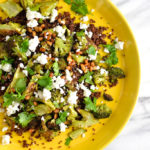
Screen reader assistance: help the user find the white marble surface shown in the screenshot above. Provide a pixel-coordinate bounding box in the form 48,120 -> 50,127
106,0 -> 150,149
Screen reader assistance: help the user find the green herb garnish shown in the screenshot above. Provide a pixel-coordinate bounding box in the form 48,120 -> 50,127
86,46 -> 96,56
65,137 -> 72,146
56,111 -> 68,125
18,112 -> 36,127
76,30 -> 85,37
20,38 -> 29,53
79,71 -> 93,84
64,0 -> 71,4
1,56 -> 14,65
84,97 -> 97,112
26,67 -> 35,76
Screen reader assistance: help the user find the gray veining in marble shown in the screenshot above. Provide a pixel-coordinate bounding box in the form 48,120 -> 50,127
106,0 -> 150,149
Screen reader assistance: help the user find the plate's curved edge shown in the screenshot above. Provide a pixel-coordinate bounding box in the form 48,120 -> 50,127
101,0 -> 141,149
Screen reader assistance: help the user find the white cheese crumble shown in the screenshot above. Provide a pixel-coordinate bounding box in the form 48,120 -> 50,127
115,38 -> 124,50
36,54 -> 48,65
1,86 -> 6,91
81,16 -> 89,22
60,97 -> 65,103
5,35 -> 10,41
22,70 -> 28,76
27,19 -> 38,28
50,9 -> 58,23
1,64 -> 12,72
59,122 -> 67,132
19,63 -> 25,68
77,68 -> 83,74
90,85 -> 97,90
85,31 -> 93,38
52,76 -> 65,89
100,60 -> 105,63
26,50 -> 32,57
29,36 -> 40,52
6,102 -> 21,116
26,7 -> 47,20
2,135 -> 10,145
43,88 -> 51,101
53,26 -> 66,41
41,116 -> 45,121
68,91 -> 78,105
80,83 -> 91,97
100,68 -> 108,75
65,69 -> 72,81
104,48 -> 109,53
89,51 -> 97,60
37,91 -> 44,99
2,127 -> 8,132
80,23 -> 89,30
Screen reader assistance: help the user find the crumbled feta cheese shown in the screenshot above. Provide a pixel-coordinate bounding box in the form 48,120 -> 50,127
2,135 -> 10,145
91,9 -> 95,13
60,88 -> 65,94
26,7 -> 47,20
36,54 -> 48,65
81,16 -> 89,22
29,36 -> 40,52
43,88 -> 51,101
37,91 -> 44,99
1,64 -> 12,72
89,51 -> 97,60
104,48 -> 109,53
55,58 -> 59,61
90,85 -> 96,90
100,68 -> 108,75
95,66 -> 100,70
41,116 -> 45,121
27,19 -> 38,28
52,76 -> 65,89
60,97 -> 65,103
6,102 -> 21,116
5,35 -> 10,41
65,69 -> 72,81
85,31 -> 93,38
50,9 -> 58,23
53,26 -> 66,41
68,91 -> 78,105
100,60 -> 105,63
82,133 -> 85,138
77,68 -> 83,74
34,92 -> 38,98
23,70 -> 28,76
19,63 -> 24,69
61,20 -> 65,24
59,122 -> 67,132
14,125 -> 18,129
2,127 -> 8,132
1,86 -> 5,91
0,108 -> 4,113
80,83 -> 91,97
115,38 -> 124,50
80,23 -> 89,30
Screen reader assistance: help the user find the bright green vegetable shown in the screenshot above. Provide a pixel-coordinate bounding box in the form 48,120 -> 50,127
15,78 -> 26,93
26,67 -> 35,76
18,112 -> 36,127
64,0 -> 71,4
93,104 -> 112,119
0,70 -> 2,79
54,37 -> 73,57
34,104 -> 52,116
53,61 -> 60,76
79,71 -> 93,84
65,137 -> 72,146
84,97 -> 97,112
72,109 -> 99,128
20,0 -> 34,9
86,46 -> 96,56
72,54 -> 86,64
69,128 -> 86,139
1,56 -> 14,65
56,111 -> 68,125
58,58 -> 67,70
0,0 -> 23,18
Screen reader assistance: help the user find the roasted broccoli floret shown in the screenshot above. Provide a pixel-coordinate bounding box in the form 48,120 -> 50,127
93,104 -> 112,119
58,58 -> 67,70
69,128 -> 86,139
108,67 -> 125,84
54,37 -> 73,57
0,0 -> 23,18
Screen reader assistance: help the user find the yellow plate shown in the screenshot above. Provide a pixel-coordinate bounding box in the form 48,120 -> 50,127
0,0 -> 140,149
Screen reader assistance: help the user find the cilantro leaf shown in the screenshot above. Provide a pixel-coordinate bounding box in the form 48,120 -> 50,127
64,0 -> 71,4
104,44 -> 118,66
79,71 -> 94,84
18,112 -> 36,127
15,78 -> 26,93
37,76 -> 52,90
56,111 -> 68,125
65,137 -> 72,146
20,38 -> 29,53
84,97 -> 97,112
76,30 -> 85,37
86,46 -> 96,56
71,0 -> 88,16
53,61 -> 60,76
3,93 -> 25,107
26,67 -> 35,76
1,56 -> 14,65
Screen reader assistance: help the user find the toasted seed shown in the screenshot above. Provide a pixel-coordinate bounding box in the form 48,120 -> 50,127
40,47 -> 46,52
41,24 -> 45,29
39,37 -> 43,41
32,31 -> 36,37
27,27 -> 32,33
47,41 -> 52,46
